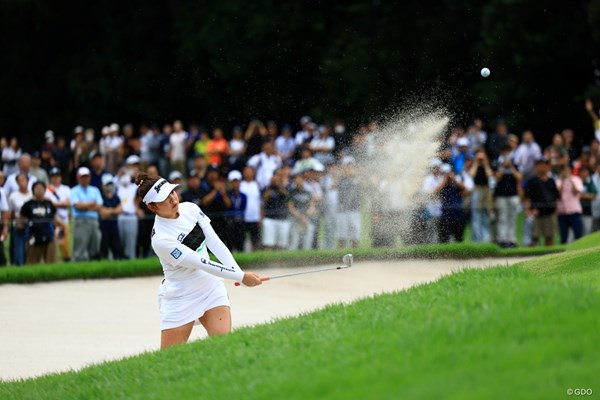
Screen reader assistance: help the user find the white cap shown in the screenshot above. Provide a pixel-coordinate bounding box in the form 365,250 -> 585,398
101,173 -> 114,186
77,166 -> 91,176
142,178 -> 179,205
228,170 -> 242,181
168,170 -> 183,181
430,158 -> 443,168
341,155 -> 356,165
300,115 -> 312,125
125,155 -> 141,165
456,137 -> 469,147
109,123 -> 120,132
101,126 -> 110,135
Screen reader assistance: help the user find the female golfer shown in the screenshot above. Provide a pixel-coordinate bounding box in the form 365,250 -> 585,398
135,172 -> 262,349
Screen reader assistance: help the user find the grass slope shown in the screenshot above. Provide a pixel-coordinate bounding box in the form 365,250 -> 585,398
0,243 -> 563,284
1,245 -> 596,399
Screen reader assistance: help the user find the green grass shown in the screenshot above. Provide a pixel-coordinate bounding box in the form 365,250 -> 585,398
0,243 -> 563,284
0,236 -> 596,399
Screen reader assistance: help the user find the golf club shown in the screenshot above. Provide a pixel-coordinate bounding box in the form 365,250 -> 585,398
234,253 -> 353,286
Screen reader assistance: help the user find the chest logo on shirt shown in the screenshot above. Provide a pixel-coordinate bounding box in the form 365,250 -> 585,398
170,248 -> 182,259
177,233 -> 185,242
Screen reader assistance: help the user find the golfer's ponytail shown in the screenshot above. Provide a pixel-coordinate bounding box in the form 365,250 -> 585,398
135,172 -> 161,201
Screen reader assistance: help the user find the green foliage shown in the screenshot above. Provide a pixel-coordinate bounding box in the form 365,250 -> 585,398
1,1 -> 599,143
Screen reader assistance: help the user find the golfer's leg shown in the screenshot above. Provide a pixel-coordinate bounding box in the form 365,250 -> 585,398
161,320 -> 195,349
199,306 -> 232,336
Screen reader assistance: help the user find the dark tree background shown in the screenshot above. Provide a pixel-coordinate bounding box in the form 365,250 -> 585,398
1,0 -> 600,150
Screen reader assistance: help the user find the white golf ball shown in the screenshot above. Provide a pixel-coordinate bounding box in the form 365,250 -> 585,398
481,67 -> 490,78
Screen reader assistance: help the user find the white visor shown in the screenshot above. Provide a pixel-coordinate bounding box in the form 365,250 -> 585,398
142,178 -> 179,205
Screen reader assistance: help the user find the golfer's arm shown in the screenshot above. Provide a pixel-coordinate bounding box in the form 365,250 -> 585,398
202,223 -> 244,279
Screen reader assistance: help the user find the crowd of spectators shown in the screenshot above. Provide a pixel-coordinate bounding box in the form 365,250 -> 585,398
1,100 -> 600,266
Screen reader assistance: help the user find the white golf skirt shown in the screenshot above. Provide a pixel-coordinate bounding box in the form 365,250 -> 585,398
158,275 -> 230,330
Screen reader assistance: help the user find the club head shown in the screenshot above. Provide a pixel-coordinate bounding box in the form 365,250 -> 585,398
342,253 -> 353,268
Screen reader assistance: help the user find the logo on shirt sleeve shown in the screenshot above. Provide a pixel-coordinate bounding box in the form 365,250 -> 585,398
170,248 -> 183,259
177,233 -> 185,242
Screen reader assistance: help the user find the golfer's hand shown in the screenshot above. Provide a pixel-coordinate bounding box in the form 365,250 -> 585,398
242,272 -> 263,287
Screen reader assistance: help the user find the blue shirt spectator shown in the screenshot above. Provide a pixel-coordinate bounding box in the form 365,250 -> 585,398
71,169 -> 103,219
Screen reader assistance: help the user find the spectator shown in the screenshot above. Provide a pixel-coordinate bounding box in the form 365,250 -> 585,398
295,116 -> 314,148
561,129 -> 578,166
573,145 -> 594,177
261,168 -> 290,250
524,159 -> 560,247
486,119 -> 510,167
168,170 -> 185,199
120,123 -> 139,159
104,123 -> 123,174
99,174 -> 124,260
70,126 -> 85,169
158,123 -> 172,177
181,171 -> 202,206
193,127 -> 211,163
190,153 -> 207,181
30,152 -> 49,185
4,154 -> 37,197
310,125 -> 336,166
422,159 -> 444,243
332,119 -> 351,158
140,124 -> 161,169
207,127 -> 228,166
185,123 -> 202,173
288,172 -> 316,250
169,120 -> 187,175
199,165 -> 231,234
556,165 -> 583,244
227,126 -> 247,172
544,133 -> 569,176
45,168 -> 72,262
585,99 -> 600,142
115,173 -> 139,259
302,164 -> 325,249
266,120 -> 279,141
51,136 -> 72,185
468,148 -> 494,243
247,140 -> 282,189
225,170 -> 247,252
79,128 -> 98,167
292,146 -> 323,176
239,165 -> 262,251
322,163 -> 339,250
436,164 -> 472,243
335,158 -> 361,249
579,167 -> 597,236
2,137 -> 21,176
21,181 -> 64,265
8,173 -> 32,265
245,119 -> 268,158
88,151 -> 108,189
513,130 -> 542,180
464,119 -> 487,151
450,137 -> 473,175
274,124 -> 297,167
0,183 -> 9,266
71,167 -> 103,261
494,145 -> 522,248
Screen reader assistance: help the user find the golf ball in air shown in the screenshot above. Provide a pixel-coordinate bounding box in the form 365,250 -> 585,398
481,68 -> 490,77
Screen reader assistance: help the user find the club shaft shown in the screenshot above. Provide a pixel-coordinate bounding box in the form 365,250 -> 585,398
267,265 -> 349,280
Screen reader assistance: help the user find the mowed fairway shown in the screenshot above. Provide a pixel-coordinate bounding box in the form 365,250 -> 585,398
1,248 -> 599,399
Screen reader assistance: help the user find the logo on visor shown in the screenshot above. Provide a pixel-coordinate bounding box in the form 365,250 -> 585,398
170,248 -> 182,259
155,180 -> 167,193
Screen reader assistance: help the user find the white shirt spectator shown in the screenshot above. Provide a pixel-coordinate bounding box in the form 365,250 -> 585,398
8,190 -> 32,218
45,183 -> 71,223
422,173 -> 444,217
247,153 -> 282,189
2,147 -> 21,176
240,179 -> 261,223
170,131 -> 187,162
295,130 -> 312,146
0,187 -> 9,213
116,176 -> 138,215
4,173 -> 37,198
513,142 -> 542,177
